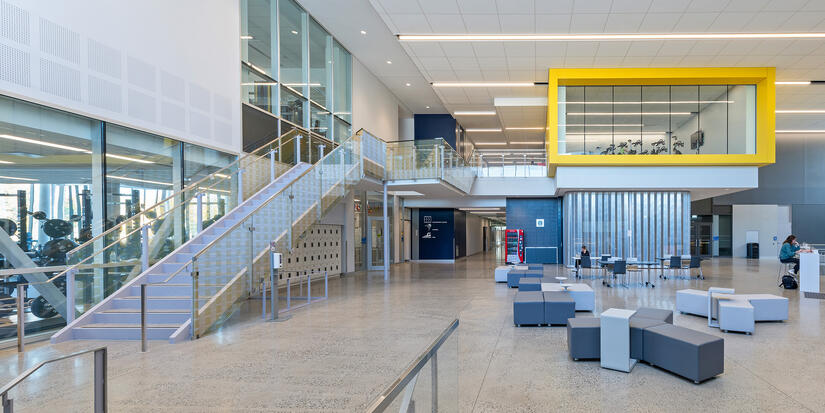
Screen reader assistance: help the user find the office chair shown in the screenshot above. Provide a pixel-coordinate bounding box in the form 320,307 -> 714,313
688,256 -> 703,279
579,255 -> 595,279
605,260 -> 626,287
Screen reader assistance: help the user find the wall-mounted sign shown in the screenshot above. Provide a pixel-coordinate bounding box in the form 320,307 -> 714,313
536,218 -> 544,228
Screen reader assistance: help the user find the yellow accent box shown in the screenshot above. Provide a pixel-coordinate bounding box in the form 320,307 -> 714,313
545,67 -> 775,177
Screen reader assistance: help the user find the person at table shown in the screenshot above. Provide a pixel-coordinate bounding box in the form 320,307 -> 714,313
580,245 -> 590,257
779,235 -> 802,274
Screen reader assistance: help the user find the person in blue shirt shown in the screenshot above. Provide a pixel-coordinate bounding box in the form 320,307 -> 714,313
779,235 -> 801,274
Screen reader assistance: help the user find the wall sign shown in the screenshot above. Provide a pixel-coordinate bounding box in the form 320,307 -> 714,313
536,218 -> 544,228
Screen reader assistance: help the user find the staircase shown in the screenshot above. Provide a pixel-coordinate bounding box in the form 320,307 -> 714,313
51,129 -> 390,343
52,163 -> 312,342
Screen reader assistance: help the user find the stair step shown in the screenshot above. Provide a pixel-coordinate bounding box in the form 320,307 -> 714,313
80,323 -> 180,329
101,308 -> 189,313
74,324 -> 179,340
94,307 -> 191,324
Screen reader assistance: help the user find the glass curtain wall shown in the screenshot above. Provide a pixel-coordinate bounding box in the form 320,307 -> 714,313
558,85 -> 756,155
0,93 -> 236,338
240,0 -> 352,143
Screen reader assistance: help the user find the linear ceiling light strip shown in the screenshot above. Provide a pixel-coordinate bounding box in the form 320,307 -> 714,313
400,33 -> 825,42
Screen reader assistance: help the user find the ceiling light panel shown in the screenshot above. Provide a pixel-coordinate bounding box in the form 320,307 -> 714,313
465,128 -> 502,132
399,33 -> 825,42
434,82 -> 536,87
454,111 -> 496,116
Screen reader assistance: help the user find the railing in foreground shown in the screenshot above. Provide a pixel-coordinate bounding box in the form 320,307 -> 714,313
0,346 -> 107,412
366,319 -> 459,413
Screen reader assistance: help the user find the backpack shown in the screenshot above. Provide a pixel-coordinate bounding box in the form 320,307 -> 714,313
781,275 -> 798,290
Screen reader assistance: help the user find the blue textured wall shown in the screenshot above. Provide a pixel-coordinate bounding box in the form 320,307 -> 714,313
419,208 -> 455,260
506,198 -> 563,263
414,114 -> 457,149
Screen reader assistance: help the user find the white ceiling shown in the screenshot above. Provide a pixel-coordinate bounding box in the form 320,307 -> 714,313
362,0 -> 825,148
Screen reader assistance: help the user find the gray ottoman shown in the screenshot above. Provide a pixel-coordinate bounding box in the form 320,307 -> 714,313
543,292 -> 575,325
567,317 -> 600,360
527,264 -> 544,272
633,307 -> 674,324
629,317 -> 666,361
507,269 -> 543,288
643,324 -> 724,383
514,291 -> 545,326
518,278 -> 542,292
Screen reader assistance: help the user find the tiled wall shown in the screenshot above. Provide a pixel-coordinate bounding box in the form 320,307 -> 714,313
506,198 -> 563,263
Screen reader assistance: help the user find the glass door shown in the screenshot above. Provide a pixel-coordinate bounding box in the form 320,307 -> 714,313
367,217 -> 384,270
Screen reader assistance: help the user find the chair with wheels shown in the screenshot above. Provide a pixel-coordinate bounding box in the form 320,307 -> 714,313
579,255 -> 597,279
661,256 -> 684,280
605,260 -> 626,287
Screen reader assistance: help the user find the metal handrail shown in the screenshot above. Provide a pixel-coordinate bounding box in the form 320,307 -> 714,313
67,128 -> 303,255
0,346 -> 107,412
365,318 -> 459,413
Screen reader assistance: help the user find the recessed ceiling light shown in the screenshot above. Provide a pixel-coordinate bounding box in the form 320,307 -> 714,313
399,32 -> 825,42
0,160 -> 13,164
291,30 -> 298,35
386,60 -> 392,64
566,112 -> 691,116
454,111 -> 496,116
466,128 -> 502,132
240,35 -> 253,40
776,130 -> 825,133
360,30 -> 367,35
506,127 -> 545,130
405,82 -> 411,87
510,141 -> 543,144
0,175 -> 36,182
433,82 -> 535,87
240,82 -> 278,86
106,154 -> 155,164
0,134 -> 91,153
425,106 -> 430,109
775,110 -> 825,114
775,81 -> 811,85
107,175 -> 173,186
474,142 -> 507,146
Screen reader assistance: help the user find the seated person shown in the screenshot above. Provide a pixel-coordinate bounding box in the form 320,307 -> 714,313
576,245 -> 590,269
779,235 -> 802,274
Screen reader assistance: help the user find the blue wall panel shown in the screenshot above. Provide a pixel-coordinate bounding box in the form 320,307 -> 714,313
419,208 -> 455,260
414,114 -> 457,150
505,198 -> 563,263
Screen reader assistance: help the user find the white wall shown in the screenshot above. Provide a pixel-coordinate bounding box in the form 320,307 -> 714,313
732,204 -> 791,259
0,0 -> 241,153
466,214 -> 483,257
398,105 -> 414,141
352,57 -> 403,141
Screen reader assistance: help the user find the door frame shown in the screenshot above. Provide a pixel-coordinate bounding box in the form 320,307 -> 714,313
367,216 -> 385,271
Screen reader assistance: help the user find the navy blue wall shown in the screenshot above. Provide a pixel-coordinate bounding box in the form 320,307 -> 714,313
419,208 -> 455,260
505,198 -> 563,263
414,114 -> 457,150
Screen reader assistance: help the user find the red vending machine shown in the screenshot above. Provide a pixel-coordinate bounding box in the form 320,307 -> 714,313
505,229 -> 524,264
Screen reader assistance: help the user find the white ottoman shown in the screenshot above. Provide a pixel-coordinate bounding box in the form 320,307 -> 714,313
719,299 -> 755,334
676,289 -> 709,317
494,266 -> 510,283
542,283 -> 595,311
741,294 -> 789,321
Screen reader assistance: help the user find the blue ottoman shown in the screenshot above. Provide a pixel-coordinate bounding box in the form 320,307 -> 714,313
514,291 -> 545,326
507,269 -> 542,288
527,264 -> 544,272
518,278 -> 542,291
543,291 -> 575,325
567,316 -> 600,360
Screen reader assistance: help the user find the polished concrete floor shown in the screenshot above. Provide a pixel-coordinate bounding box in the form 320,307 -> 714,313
0,252 -> 823,412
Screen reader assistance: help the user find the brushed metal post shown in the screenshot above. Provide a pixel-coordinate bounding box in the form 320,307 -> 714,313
16,284 -> 24,353
66,268 -> 75,323
93,347 -> 107,413
140,224 -> 149,273
140,284 -> 147,352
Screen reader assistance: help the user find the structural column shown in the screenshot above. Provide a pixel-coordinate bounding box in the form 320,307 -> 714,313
383,181 -> 389,280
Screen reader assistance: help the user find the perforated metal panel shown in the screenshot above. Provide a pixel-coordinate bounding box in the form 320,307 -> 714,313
189,83 -> 211,112
189,110 -> 212,139
0,42 -> 30,86
160,70 -> 184,102
127,55 -> 155,91
39,17 -> 81,64
88,75 -> 121,112
87,39 -> 121,79
213,94 -> 231,120
39,58 -> 81,101
1,1 -> 29,45
161,100 -> 185,130
282,224 -> 343,278
127,88 -> 155,122
213,119 -> 231,142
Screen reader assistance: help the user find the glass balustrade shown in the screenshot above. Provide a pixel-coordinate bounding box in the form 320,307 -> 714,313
190,131 -> 364,337
385,138 -> 479,192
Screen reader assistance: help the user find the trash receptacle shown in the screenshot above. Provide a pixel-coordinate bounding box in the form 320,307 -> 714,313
746,242 -> 759,259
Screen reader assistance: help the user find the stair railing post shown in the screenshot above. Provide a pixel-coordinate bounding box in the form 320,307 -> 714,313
288,194 -> 294,252
16,284 -> 24,353
237,167 -> 245,205
431,352 -> 438,412
190,258 -> 198,340
93,347 -> 108,413
270,148 -> 276,181
295,135 -> 302,163
317,144 -> 325,219
66,268 -> 75,323
195,192 -> 203,234
261,280 -> 266,319
286,277 -> 291,310
140,224 -> 150,273
140,284 -> 147,352
324,271 -> 328,299
307,272 -> 312,304
440,144 -> 445,180
248,219 -> 255,297
2,392 -> 12,413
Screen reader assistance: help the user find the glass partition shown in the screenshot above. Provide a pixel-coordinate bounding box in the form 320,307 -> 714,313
279,0 -> 306,92
309,17 -> 331,107
333,40 -> 352,124
240,0 -> 275,78
558,85 -> 756,155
